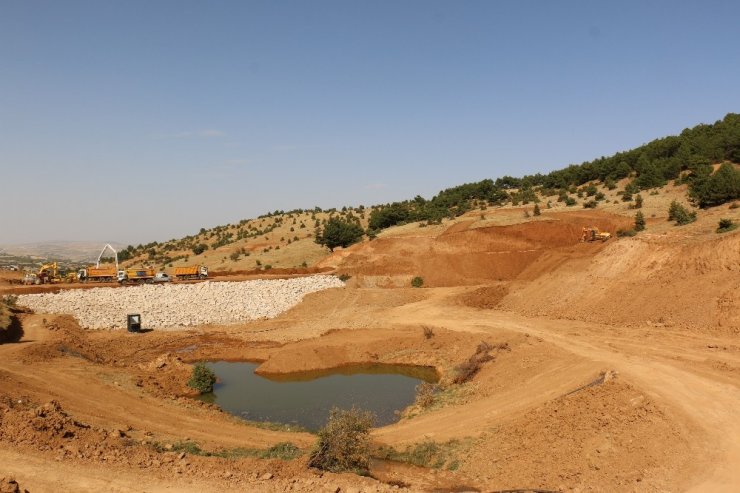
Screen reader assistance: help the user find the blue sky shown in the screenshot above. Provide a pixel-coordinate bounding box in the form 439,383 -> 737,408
1,0 -> 739,244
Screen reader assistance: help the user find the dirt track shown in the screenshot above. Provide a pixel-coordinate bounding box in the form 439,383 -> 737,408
1,207 -> 738,492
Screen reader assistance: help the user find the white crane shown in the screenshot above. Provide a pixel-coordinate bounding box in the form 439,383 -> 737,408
96,244 -> 119,271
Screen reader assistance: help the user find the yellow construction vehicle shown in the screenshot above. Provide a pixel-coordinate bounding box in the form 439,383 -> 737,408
37,262 -> 63,284
581,226 -> 611,242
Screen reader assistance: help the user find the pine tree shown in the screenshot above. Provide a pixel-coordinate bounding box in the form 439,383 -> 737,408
634,211 -> 646,231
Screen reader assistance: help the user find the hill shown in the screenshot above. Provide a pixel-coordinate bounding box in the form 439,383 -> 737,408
119,113 -> 739,273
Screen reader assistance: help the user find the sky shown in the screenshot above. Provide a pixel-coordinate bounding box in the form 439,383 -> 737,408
1,0 -> 739,245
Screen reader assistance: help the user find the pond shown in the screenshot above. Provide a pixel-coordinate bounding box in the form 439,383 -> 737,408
197,361 -> 438,432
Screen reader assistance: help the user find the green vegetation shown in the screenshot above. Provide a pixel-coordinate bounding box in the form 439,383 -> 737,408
187,363 -> 217,394
152,440 -> 301,460
634,211 -> 646,231
308,407 -> 375,474
117,114 -> 739,264
191,243 -> 209,255
533,203 -> 541,216
717,218 -> 737,233
315,216 -> 365,252
668,200 -> 697,225
634,194 -> 643,209
689,162 -> 740,207
411,276 -> 424,288
376,439 -> 472,470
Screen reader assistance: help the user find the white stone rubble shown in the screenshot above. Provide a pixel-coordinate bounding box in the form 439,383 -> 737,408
17,276 -> 344,330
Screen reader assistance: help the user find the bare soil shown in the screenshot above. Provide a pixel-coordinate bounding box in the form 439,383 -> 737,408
1,200 -> 739,492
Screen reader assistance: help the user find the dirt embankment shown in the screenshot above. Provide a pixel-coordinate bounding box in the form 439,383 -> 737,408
320,211 -> 631,287
501,229 -> 740,332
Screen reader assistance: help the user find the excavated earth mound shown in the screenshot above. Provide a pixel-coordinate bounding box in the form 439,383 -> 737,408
321,211 -> 632,287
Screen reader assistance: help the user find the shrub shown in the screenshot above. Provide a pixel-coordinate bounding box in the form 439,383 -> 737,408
634,211 -> 646,231
451,342 -> 495,384
533,204 -> 541,216
191,243 -> 209,255
188,363 -> 216,394
414,382 -> 438,409
411,276 -> 424,288
668,200 -> 697,225
634,194 -> 643,209
308,407 -> 375,474
564,196 -> 577,206
229,252 -> 240,261
338,273 -> 351,282
730,202 -> 739,209
617,229 -> 637,237
583,199 -> 597,209
422,325 -> 434,339
717,218 -> 737,233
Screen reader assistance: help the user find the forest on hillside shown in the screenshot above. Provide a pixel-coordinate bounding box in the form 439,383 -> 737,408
368,113 -> 740,231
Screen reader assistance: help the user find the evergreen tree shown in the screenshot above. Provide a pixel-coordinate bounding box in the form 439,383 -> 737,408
634,194 -> 643,209
689,162 -> 740,207
634,211 -> 646,231
315,217 -> 365,252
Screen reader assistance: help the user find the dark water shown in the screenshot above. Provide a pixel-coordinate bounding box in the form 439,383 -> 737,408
198,362 -> 437,432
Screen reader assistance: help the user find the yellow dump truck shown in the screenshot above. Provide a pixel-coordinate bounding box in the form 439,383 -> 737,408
174,265 -> 209,280
78,266 -> 118,282
118,268 -> 156,284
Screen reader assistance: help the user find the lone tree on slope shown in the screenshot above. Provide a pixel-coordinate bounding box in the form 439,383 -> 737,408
315,217 -> 365,252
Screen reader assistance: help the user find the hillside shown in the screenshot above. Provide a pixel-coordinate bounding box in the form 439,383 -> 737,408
118,114 -> 739,275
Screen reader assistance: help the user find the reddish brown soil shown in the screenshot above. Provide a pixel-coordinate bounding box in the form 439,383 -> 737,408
2,207 -> 739,492
319,211 -> 632,287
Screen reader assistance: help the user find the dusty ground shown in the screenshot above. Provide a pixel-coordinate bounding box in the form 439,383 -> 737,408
1,199 -> 738,492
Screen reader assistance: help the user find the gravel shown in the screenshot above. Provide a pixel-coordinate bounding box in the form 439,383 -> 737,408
17,275 -> 345,330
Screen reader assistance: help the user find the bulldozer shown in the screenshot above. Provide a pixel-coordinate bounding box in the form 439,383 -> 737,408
581,226 -> 611,242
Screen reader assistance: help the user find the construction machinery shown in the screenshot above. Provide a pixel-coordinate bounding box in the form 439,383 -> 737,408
174,265 -> 208,281
22,273 -> 39,285
581,226 -> 611,242
118,268 -> 155,284
37,262 -> 62,284
78,244 -> 119,282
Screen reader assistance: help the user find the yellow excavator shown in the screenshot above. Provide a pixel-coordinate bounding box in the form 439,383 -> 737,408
581,226 -> 611,242
36,262 -> 63,284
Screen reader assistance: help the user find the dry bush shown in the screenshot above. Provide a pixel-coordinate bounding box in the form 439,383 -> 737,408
451,341 -> 497,384
422,325 -> 434,339
308,407 -> 375,474
414,382 -> 438,408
